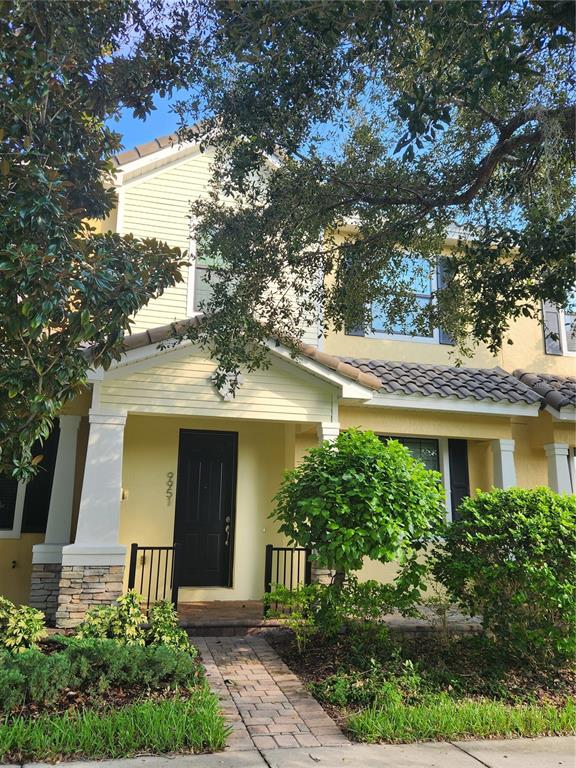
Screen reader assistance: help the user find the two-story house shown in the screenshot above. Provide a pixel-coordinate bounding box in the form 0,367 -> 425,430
1,133 -> 574,626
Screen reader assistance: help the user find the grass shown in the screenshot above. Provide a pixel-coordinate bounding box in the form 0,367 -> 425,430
0,685 -> 229,763
348,695 -> 576,743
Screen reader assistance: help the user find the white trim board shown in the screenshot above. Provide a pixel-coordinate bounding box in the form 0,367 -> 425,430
368,391 -> 540,418
545,404 -> 576,422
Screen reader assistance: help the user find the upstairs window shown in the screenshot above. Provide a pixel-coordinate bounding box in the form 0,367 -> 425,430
371,257 -> 436,341
191,227 -> 224,313
543,291 -> 576,356
347,256 -> 453,344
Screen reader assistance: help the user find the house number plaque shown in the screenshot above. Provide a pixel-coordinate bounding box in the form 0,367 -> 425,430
166,471 -> 174,506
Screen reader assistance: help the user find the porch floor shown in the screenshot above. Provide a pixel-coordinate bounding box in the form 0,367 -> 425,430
177,600 -> 481,636
178,600 -> 272,633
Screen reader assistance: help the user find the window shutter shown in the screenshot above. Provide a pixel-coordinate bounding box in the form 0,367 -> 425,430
436,257 -> 454,345
542,301 -> 562,355
0,475 -> 18,530
21,421 -> 60,533
448,439 -> 470,520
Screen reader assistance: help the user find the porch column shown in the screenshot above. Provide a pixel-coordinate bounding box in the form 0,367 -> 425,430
317,421 -> 340,443
544,443 -> 572,494
492,438 -> 517,489
311,421 -> 340,585
30,415 -> 81,622
56,410 -> 127,628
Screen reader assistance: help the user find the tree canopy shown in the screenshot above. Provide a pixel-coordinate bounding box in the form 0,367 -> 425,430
178,0 -> 575,377
0,0 -> 203,477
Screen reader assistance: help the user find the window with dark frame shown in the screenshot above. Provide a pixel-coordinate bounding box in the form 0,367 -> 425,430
0,421 -> 60,534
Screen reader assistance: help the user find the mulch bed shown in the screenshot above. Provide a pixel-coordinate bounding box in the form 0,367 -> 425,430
267,629 -> 576,709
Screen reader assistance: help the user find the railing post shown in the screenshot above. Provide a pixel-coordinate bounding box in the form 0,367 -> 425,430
304,548 -> 312,585
127,543 -> 138,590
264,544 -> 273,594
171,543 -> 182,607
263,544 -> 274,618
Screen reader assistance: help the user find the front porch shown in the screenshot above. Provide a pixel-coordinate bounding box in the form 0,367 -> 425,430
28,334 -> 368,627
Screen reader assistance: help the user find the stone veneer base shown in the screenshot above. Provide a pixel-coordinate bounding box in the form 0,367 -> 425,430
55,564 -> 124,628
311,562 -> 334,586
29,563 -> 63,625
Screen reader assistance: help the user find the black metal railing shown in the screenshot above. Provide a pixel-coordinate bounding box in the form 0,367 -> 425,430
127,543 -> 182,611
264,545 -> 312,616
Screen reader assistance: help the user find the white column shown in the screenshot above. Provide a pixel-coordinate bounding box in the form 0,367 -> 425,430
61,410 -> 127,566
492,438 -> 517,489
544,443 -> 572,494
317,422 -> 340,442
32,415 -> 81,564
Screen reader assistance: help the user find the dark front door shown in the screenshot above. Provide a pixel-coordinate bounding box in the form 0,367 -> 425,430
174,430 -> 238,587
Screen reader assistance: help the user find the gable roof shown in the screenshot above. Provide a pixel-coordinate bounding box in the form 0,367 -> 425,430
111,133 -> 180,167
341,358 -> 542,406
119,318 -> 382,391
513,370 -> 576,411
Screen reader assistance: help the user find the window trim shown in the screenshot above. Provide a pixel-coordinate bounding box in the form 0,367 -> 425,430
0,482 -> 26,539
365,260 -> 440,343
379,433 -> 454,520
559,308 -> 576,357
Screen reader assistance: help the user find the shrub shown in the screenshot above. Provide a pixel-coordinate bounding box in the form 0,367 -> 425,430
272,429 -> 446,587
0,638 -> 202,714
76,590 -> 146,645
266,576 -> 403,653
433,487 -> 576,662
0,597 -> 46,653
147,601 -> 192,653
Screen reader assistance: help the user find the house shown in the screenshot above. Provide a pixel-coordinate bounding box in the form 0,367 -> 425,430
0,134 -> 574,626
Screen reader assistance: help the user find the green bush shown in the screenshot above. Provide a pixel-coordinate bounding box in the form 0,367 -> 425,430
147,601 -> 191,653
0,597 -> 46,653
0,639 -> 201,714
76,591 -> 146,645
272,429 -> 446,585
266,576 -> 402,653
433,487 -> 576,662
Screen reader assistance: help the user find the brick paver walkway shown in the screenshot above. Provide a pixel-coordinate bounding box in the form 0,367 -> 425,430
194,636 -> 350,752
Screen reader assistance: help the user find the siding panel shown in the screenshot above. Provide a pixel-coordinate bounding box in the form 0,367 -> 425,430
101,347 -> 334,423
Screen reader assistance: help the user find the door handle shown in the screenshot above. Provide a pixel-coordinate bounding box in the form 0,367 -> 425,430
224,516 -> 231,546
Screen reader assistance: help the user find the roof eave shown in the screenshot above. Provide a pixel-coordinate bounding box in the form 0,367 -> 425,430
368,391 -> 540,418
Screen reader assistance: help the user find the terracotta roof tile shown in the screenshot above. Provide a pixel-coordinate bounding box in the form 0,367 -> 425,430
117,318 -> 382,390
513,370 -> 576,411
112,133 -> 179,167
341,358 -> 542,406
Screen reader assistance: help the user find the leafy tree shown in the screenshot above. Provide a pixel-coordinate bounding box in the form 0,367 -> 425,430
0,0 -> 204,477
178,0 -> 575,377
271,429 -> 446,588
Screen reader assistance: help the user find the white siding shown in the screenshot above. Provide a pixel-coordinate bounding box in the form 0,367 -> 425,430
101,345 -> 335,423
121,149 -> 214,332
120,146 -> 320,344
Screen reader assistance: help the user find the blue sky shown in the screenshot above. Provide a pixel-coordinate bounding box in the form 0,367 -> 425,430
108,93 -> 183,150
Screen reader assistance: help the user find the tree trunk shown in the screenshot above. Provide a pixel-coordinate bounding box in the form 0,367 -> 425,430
332,569 -> 346,589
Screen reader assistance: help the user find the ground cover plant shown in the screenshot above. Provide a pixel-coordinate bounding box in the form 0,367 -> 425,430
269,626 -> 576,744
0,594 -> 228,762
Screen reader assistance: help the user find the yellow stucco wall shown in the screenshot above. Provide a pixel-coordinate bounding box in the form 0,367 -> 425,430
339,406 -> 513,441
119,414 -> 293,602
0,534 -> 44,605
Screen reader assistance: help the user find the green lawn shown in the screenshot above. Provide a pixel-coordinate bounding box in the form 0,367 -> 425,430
0,686 -> 228,763
348,695 -> 576,743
